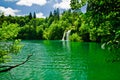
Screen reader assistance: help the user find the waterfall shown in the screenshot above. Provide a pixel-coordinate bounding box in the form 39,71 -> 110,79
62,31 -> 66,41
62,30 -> 71,41
101,43 -> 106,49
66,30 -> 71,41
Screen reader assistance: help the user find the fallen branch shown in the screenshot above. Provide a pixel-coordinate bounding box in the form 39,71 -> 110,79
0,54 -> 32,73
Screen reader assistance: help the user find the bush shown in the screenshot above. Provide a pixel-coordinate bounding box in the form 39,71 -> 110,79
69,33 -> 82,42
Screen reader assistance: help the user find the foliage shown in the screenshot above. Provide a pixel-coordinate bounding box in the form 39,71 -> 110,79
0,21 -> 19,40
69,33 -> 82,42
70,0 -> 87,10
43,22 -> 64,40
0,2 -> 119,43
70,0 -> 120,62
79,18 -> 90,41
36,26 -> 44,39
0,21 -> 22,64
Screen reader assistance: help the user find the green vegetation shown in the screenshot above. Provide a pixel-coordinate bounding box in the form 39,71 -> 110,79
70,0 -> 120,62
1,1 -> 119,43
0,21 -> 22,63
69,33 -> 82,42
0,0 -> 120,69
0,8 -> 82,40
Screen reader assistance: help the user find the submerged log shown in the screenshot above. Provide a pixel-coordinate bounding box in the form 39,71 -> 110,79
0,54 -> 32,73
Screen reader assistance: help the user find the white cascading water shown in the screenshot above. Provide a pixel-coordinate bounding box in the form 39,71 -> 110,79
66,30 -> 71,41
62,30 -> 71,41
62,31 -> 66,41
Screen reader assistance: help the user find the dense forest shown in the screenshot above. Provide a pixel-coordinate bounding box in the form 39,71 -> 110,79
0,1 -> 119,42
0,0 -> 120,72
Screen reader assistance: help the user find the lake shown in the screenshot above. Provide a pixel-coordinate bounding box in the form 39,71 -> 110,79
0,40 -> 120,80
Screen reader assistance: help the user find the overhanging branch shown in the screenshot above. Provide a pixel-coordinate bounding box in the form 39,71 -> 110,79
0,54 -> 32,73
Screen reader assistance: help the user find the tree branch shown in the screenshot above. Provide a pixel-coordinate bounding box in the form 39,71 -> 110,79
0,54 -> 32,73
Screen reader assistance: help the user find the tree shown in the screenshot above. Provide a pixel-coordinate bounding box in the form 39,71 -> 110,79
0,12 -> 5,27
0,12 -> 5,18
0,21 -> 21,63
53,8 -> 60,21
33,12 -> 36,18
43,22 -> 64,40
56,8 -> 60,20
70,0 -> 87,10
0,21 -> 32,73
29,12 -> 32,20
48,12 -> 54,26
49,11 -> 53,18
70,0 -> 120,62
69,33 -> 82,41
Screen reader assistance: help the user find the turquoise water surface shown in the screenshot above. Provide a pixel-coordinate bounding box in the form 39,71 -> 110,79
0,40 -> 120,80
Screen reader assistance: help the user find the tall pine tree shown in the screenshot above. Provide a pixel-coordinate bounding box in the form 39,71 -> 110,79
33,12 -> 36,18
29,12 -> 32,20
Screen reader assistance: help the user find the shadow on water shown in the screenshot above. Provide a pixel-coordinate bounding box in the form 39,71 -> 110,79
0,40 -> 120,80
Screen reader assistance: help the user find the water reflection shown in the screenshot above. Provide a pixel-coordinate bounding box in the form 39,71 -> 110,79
0,40 -> 88,80
47,41 -> 88,80
62,41 -> 71,52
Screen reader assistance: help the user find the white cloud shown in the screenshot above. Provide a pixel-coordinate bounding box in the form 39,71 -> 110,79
16,0 -> 47,6
36,12 -> 45,18
0,6 -> 20,16
16,13 -> 46,18
53,0 -> 71,10
4,0 -> 17,2
17,14 -> 26,17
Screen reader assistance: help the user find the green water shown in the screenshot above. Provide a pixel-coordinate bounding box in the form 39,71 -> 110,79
0,40 -> 120,80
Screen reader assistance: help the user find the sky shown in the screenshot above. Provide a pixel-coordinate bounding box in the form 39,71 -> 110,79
0,0 -> 87,18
